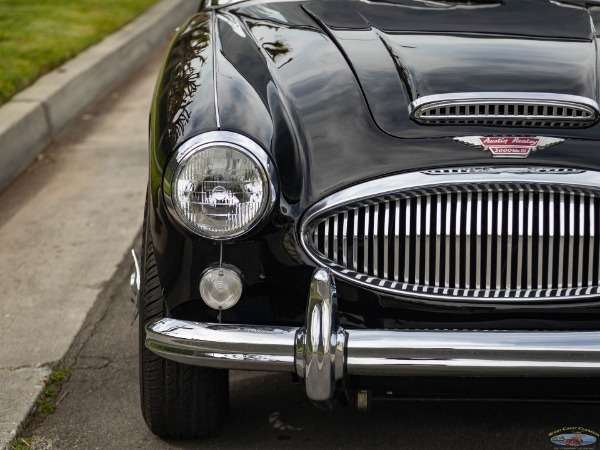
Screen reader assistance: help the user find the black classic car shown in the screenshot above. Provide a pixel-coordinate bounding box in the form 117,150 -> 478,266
130,0 -> 600,438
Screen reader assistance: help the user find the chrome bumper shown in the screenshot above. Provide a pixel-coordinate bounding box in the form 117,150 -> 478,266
145,268 -> 600,402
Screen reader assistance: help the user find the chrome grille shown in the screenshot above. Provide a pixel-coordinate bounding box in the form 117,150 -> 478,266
409,93 -> 599,128
304,179 -> 600,301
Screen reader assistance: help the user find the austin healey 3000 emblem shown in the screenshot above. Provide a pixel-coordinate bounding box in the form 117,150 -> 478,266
454,136 -> 564,158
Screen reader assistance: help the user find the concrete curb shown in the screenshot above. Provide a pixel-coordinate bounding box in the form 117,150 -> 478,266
0,0 -> 199,193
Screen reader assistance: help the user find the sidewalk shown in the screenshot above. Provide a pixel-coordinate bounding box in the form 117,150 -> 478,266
0,1 -> 198,447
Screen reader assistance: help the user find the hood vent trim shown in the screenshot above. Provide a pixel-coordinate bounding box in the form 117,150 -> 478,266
409,93 -> 599,128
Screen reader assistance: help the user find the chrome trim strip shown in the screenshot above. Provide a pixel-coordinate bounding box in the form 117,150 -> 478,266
211,13 -> 221,129
409,92 -> 599,125
410,92 -> 600,113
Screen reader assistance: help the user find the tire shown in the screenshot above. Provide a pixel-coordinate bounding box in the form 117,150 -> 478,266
139,206 -> 229,438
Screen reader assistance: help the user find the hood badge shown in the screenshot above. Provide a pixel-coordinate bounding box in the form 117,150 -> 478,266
454,136 -> 564,158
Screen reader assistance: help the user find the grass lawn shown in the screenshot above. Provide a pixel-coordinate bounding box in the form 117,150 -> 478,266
0,0 -> 161,105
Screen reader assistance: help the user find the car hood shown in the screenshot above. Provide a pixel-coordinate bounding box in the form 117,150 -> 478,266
304,0 -> 598,139
210,0 -> 600,210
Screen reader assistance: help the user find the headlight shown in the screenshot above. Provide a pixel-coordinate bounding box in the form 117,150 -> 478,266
164,132 -> 276,239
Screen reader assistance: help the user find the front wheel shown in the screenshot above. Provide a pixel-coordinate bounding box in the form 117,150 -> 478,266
138,213 -> 228,438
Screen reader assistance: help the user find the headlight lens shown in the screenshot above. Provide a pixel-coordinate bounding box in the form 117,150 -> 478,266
167,133 -> 273,239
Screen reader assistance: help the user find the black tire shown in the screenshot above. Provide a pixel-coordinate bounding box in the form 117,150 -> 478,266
139,207 -> 229,438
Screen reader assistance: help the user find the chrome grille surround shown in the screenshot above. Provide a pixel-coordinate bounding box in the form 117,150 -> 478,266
409,93 -> 599,127
300,167 -> 600,302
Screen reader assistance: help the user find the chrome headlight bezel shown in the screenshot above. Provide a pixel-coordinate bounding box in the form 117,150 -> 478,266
163,131 -> 278,240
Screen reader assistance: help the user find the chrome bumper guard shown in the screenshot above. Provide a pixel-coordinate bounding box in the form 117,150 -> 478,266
146,268 -> 600,402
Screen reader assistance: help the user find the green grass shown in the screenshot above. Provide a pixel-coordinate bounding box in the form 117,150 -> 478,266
36,366 -> 72,415
0,0 -> 160,104
9,438 -> 32,450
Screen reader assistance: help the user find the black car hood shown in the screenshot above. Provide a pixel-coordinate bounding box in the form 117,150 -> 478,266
208,0 -> 600,210
304,0 -> 598,138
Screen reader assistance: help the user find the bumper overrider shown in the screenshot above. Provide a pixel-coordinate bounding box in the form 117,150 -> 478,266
143,268 -> 600,402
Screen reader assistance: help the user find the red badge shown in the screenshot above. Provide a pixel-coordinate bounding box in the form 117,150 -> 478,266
454,136 -> 564,158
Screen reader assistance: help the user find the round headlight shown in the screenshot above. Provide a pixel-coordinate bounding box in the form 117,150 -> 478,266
165,132 -> 275,239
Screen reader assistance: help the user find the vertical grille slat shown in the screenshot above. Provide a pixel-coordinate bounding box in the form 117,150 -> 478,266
486,191 -> 493,291
475,191 -> 482,290
568,193 -> 576,288
363,206 -> 370,276
415,198 -> 422,285
516,191 -> 524,290
558,193 -> 566,288
506,192 -> 514,293
373,204 -> 379,277
424,195 -> 432,286
308,183 -> 600,301
590,195 -> 595,288
445,196 -> 452,289
455,195 -> 462,289
496,192 -> 504,292
394,200 -> 400,282
404,199 -> 411,283
538,193 -> 544,291
383,203 -> 390,280
435,195 -> 442,288
578,195 -> 585,288
465,192 -> 473,289
527,192 -> 534,290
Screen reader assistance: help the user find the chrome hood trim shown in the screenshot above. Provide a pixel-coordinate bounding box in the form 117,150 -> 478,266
409,93 -> 599,127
